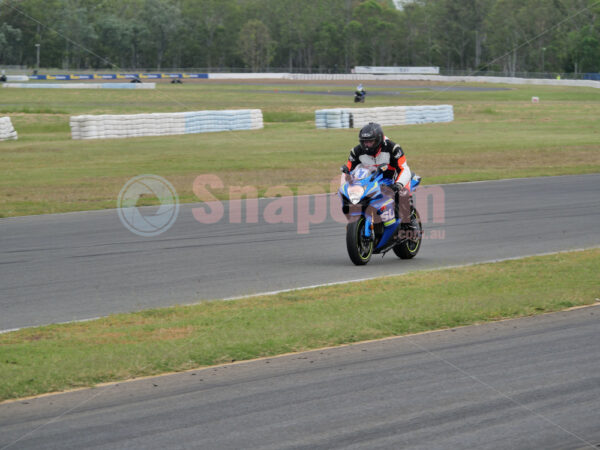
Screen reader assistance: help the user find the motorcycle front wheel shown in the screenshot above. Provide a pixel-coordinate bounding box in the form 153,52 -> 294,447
346,216 -> 373,265
393,208 -> 422,259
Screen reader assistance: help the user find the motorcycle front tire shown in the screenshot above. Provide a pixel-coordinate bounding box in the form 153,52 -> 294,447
346,216 -> 373,265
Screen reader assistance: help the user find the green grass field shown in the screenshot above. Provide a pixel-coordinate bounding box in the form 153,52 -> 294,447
1,249 -> 598,402
1,80 -> 599,217
1,81 -> 599,402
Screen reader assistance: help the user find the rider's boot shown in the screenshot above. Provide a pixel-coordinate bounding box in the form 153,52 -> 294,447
394,188 -> 412,239
395,190 -> 421,240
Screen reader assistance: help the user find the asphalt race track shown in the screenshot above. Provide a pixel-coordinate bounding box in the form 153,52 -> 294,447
1,305 -> 599,449
1,174 -> 599,331
0,173 -> 599,449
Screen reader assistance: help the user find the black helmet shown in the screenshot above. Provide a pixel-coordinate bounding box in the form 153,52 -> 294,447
358,122 -> 383,156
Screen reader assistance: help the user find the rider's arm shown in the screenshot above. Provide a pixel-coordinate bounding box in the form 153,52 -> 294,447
391,143 -> 412,188
346,146 -> 361,171
396,160 -> 411,188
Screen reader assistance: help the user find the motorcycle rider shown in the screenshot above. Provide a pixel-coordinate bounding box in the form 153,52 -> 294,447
355,83 -> 366,100
344,122 -> 415,231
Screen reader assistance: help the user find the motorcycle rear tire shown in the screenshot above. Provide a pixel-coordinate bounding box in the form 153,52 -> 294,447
346,216 -> 373,265
393,208 -> 422,259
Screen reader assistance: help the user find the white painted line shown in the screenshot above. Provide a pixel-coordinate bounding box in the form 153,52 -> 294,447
0,317 -> 102,335
218,246 -> 600,302
2,246 -> 597,335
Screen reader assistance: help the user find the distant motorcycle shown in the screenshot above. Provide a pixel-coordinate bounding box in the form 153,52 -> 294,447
339,164 -> 423,265
354,90 -> 366,103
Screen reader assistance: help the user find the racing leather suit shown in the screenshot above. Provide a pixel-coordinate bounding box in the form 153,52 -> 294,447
345,137 -> 412,224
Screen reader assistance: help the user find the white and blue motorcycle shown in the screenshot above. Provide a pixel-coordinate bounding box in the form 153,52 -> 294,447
339,164 -> 423,265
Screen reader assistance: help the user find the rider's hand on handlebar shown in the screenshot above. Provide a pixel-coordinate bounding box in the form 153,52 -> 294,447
394,182 -> 406,193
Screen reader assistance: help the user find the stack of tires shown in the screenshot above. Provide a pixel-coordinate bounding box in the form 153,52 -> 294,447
0,117 -> 17,141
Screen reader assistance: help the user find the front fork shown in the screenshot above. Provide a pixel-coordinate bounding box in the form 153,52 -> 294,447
364,211 -> 375,239
346,204 -> 393,246
363,211 -> 398,251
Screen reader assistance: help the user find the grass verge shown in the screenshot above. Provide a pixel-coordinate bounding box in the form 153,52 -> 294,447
1,248 -> 598,402
0,82 -> 599,216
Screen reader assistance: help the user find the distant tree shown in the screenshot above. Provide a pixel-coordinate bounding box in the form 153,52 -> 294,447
399,2 -> 437,66
181,0 -> 245,69
238,19 -> 273,71
0,23 -> 22,64
486,0 -> 523,75
426,0 -> 493,71
343,20 -> 363,69
564,26 -> 600,73
353,0 -> 395,65
93,15 -> 135,69
557,0 -> 600,73
140,0 -> 182,69
56,0 -> 98,69
0,0 -> 599,73
315,22 -> 344,71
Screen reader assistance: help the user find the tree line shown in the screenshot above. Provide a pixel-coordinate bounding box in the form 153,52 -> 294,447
1,0 -> 599,75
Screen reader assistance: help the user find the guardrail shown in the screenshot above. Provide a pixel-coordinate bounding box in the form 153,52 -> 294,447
315,105 -> 454,129
70,109 -> 264,140
0,117 -> 18,141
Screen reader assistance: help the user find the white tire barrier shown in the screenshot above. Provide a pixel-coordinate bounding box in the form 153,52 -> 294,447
2,83 -> 156,89
315,105 -> 454,129
70,109 -> 263,140
0,117 -> 17,141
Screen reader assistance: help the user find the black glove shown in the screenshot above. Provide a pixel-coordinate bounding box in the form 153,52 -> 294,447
393,182 -> 405,193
